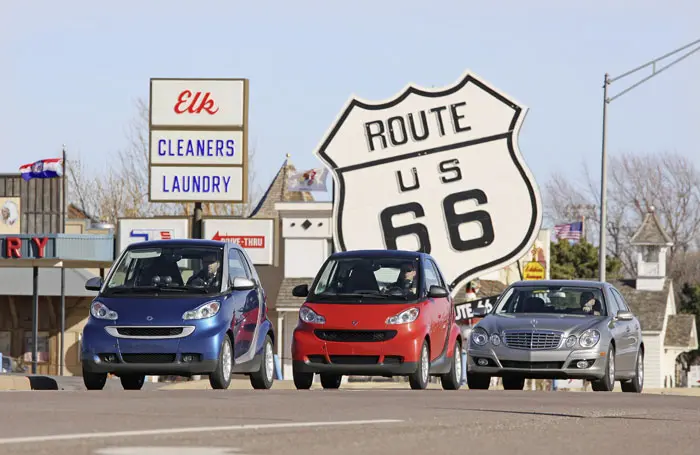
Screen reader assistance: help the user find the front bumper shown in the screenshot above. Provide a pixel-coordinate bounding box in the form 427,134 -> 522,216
467,345 -> 608,380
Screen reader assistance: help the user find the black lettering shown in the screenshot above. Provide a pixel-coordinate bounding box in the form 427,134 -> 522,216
380,202 -> 431,253
396,167 -> 420,192
387,116 -> 408,146
449,102 -> 472,133
364,120 -> 387,152
407,111 -> 429,141
442,189 -> 495,251
429,106 -> 447,136
439,159 -> 462,184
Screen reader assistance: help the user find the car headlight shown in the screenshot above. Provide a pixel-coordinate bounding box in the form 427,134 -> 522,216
489,333 -> 501,346
90,301 -> 118,321
579,329 -> 601,348
299,306 -> 326,324
565,335 -> 577,348
471,327 -> 488,346
183,300 -> 221,320
386,307 -> 419,325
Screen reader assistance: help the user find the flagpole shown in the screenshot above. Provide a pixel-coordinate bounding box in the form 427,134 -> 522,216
60,145 -> 66,376
581,215 -> 586,242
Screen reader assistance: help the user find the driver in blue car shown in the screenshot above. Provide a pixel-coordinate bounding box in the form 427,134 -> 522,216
187,254 -> 221,288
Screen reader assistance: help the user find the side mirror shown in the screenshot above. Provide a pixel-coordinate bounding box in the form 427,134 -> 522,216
428,285 -> 449,298
232,277 -> 256,291
85,276 -> 103,291
616,310 -> 634,321
473,306 -> 488,317
292,284 -> 309,297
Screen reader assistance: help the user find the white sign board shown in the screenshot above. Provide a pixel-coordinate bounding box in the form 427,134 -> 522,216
313,70 -> 542,296
117,218 -> 190,253
148,78 -> 248,203
202,218 -> 274,265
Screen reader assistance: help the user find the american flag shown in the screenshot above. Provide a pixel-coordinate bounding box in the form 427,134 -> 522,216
553,221 -> 583,240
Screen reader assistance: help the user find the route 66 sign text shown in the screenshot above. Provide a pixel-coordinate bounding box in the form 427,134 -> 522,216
313,70 -> 542,296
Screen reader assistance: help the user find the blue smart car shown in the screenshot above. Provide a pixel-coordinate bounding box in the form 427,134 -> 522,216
81,239 -> 276,390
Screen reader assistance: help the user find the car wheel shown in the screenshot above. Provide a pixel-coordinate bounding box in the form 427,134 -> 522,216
591,345 -> 616,392
83,369 -> 107,390
440,339 -> 462,390
408,340 -> 430,390
502,375 -> 525,390
120,374 -> 145,390
293,367 -> 314,390
249,335 -> 275,390
209,334 -> 233,390
320,373 -> 342,389
466,372 -> 491,390
621,348 -> 644,393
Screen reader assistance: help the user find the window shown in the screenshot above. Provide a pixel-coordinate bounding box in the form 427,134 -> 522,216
424,261 -> 441,290
309,255 -> 421,303
103,245 -> 225,295
494,285 -> 608,316
611,288 -> 629,311
228,250 -> 250,279
427,260 -> 446,288
643,246 -> 659,262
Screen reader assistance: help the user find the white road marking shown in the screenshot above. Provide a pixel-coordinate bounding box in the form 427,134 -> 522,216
0,419 -> 403,445
95,447 -> 243,455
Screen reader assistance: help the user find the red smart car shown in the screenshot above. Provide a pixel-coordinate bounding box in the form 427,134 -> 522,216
290,249 -> 463,390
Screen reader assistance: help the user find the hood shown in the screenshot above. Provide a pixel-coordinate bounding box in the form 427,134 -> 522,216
476,313 -> 605,335
96,295 -> 218,325
305,302 -> 419,330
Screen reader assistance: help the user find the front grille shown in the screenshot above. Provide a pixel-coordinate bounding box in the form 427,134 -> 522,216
121,354 -> 176,363
500,360 -> 564,369
314,330 -> 397,342
503,330 -> 562,350
116,327 -> 183,337
329,355 -> 379,365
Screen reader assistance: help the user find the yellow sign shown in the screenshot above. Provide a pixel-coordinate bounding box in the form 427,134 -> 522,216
523,261 -> 545,280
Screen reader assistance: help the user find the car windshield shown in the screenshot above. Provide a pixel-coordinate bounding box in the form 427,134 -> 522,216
308,256 -> 421,303
102,245 -> 224,296
494,285 -> 608,316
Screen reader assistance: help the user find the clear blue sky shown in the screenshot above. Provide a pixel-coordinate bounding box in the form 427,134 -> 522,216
2,0 -> 698,209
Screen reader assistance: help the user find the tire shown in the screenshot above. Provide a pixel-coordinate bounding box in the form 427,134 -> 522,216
120,374 -> 145,390
249,335 -> 275,390
408,340 -> 430,390
621,348 -> 644,393
466,372 -> 491,390
440,340 -> 462,390
83,370 -> 107,390
209,334 -> 233,390
293,367 -> 314,390
591,345 -> 616,392
320,373 -> 342,389
502,375 -> 525,390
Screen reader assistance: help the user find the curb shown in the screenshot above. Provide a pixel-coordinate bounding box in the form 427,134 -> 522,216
0,375 -> 32,391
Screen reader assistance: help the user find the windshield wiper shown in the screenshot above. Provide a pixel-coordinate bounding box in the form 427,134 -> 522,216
354,291 -> 389,299
107,285 -> 208,294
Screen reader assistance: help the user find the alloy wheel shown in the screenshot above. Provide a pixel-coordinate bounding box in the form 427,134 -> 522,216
608,350 -> 615,386
453,344 -> 462,384
264,341 -> 274,382
222,339 -> 232,382
421,345 -> 429,384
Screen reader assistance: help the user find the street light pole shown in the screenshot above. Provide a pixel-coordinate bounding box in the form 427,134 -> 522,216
597,38 -> 700,282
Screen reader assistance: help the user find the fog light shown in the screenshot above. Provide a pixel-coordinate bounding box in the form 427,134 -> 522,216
182,355 -> 194,363
477,358 -> 489,366
576,360 -> 589,369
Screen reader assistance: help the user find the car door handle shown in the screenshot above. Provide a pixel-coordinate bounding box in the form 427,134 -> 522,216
626,327 -> 631,332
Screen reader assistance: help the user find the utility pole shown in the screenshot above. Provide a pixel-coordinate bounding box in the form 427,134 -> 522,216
598,38 -> 700,282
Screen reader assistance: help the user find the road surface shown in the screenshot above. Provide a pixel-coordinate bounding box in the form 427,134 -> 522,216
1,387 -> 698,455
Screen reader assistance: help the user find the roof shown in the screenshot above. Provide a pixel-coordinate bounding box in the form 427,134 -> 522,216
664,314 -> 697,348
125,239 -> 228,249
330,249 -> 425,259
0,268 -> 99,297
507,279 -> 606,289
249,156 -> 315,219
629,208 -> 673,246
68,204 -> 97,222
609,278 -> 670,332
277,277 -> 312,308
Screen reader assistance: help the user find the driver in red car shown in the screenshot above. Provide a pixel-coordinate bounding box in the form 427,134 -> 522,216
393,262 -> 418,294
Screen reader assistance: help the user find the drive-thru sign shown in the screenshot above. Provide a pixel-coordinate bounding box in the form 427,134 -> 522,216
313,70 -> 542,296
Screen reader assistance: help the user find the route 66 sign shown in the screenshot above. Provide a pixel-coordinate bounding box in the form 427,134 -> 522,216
313,70 -> 542,296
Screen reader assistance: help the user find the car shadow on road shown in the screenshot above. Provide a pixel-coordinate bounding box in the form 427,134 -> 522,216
430,407 -> 688,423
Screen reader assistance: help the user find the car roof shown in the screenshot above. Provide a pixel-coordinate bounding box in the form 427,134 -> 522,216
125,239 -> 232,249
330,249 -> 427,260
508,279 -> 607,289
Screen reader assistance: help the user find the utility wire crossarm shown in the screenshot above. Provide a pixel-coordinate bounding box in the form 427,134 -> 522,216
598,38 -> 700,282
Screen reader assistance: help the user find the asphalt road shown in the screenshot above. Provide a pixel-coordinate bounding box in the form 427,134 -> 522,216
1,387 -> 699,455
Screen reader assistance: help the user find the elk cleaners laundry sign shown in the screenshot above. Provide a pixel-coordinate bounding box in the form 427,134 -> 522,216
148,78 -> 249,203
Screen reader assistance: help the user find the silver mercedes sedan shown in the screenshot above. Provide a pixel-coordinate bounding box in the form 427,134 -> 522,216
466,279 -> 644,392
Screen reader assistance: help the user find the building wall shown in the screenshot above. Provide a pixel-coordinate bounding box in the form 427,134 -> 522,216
0,174 -> 64,234
663,347 -> 685,387
643,333 -> 663,388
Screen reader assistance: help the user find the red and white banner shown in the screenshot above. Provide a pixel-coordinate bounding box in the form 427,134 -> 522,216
202,218 -> 274,265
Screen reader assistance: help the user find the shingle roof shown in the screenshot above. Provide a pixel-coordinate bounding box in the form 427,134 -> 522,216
629,209 -> 673,246
277,277 -> 313,308
249,157 -> 314,219
664,314 -> 697,348
0,268 -> 99,297
609,278 -> 670,332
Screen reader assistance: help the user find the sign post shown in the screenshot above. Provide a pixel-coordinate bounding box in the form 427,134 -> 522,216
313,70 -> 542,296
147,78 -> 249,238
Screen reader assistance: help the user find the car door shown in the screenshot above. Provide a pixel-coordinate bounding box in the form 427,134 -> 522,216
610,287 -> 639,373
424,259 -> 448,358
228,248 -> 259,360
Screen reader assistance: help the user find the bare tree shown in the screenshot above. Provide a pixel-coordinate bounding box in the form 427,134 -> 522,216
544,151 -> 700,277
68,98 -> 262,223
